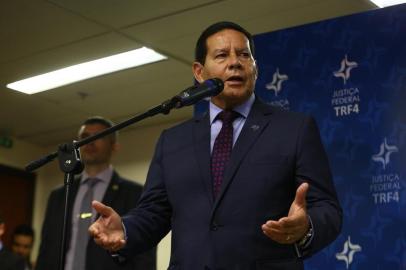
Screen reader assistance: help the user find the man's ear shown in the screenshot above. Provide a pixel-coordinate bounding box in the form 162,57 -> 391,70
192,62 -> 205,83
0,223 -> 5,237
253,59 -> 258,80
112,142 -> 120,153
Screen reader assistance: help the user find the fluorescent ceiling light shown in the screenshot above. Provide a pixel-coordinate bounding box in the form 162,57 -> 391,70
369,0 -> 406,7
7,47 -> 167,94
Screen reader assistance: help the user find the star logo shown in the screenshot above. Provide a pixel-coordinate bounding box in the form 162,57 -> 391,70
336,236 -> 362,269
266,68 -> 288,96
371,137 -> 398,170
333,55 -> 358,84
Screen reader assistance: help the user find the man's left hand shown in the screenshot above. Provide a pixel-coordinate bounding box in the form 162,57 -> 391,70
261,182 -> 309,244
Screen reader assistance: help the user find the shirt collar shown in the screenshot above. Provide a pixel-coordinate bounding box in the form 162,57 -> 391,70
210,93 -> 255,124
81,165 -> 113,185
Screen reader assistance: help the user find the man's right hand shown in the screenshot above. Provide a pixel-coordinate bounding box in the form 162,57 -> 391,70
89,200 -> 126,252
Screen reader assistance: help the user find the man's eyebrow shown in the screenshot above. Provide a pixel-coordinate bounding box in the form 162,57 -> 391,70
212,47 -> 249,53
212,48 -> 228,53
236,47 -> 250,52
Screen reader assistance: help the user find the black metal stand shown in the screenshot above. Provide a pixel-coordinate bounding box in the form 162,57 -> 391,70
27,100 -> 178,270
57,143 -> 84,270
25,78 -> 223,270
25,99 -> 177,172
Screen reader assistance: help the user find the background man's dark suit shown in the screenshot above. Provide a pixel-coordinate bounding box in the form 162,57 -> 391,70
0,247 -> 25,270
122,99 -> 342,270
36,171 -> 155,270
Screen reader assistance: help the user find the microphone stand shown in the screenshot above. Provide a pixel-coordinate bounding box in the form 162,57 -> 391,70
26,98 -> 179,270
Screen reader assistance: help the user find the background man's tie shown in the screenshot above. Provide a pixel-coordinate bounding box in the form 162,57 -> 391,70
72,178 -> 99,270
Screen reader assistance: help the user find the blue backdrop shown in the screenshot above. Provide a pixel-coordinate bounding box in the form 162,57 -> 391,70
195,4 -> 406,269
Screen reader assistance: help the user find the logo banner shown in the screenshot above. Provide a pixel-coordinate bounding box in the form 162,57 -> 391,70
253,4 -> 406,270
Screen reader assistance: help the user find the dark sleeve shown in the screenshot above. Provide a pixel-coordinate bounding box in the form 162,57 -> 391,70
295,116 -> 343,257
117,180 -> 157,270
15,257 -> 25,270
3,249 -> 25,270
121,132 -> 172,254
35,190 -> 61,270
111,246 -> 157,270
131,247 -> 157,270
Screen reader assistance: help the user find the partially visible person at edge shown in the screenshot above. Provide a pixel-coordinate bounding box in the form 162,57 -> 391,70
36,116 -> 156,270
0,213 -> 25,270
11,224 -> 35,270
89,21 -> 342,270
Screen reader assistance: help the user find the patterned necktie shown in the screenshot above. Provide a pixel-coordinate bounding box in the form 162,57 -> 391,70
211,110 -> 240,197
72,178 -> 99,270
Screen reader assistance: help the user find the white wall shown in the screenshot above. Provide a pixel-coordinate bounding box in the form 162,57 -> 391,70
0,136 -> 46,169
29,121 -> 183,269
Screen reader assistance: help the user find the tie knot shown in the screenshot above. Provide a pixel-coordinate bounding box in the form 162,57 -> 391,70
217,110 -> 240,124
84,178 -> 100,188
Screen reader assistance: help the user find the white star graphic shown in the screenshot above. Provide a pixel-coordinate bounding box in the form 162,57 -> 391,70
333,55 -> 358,84
372,137 -> 398,170
266,68 -> 288,96
336,236 -> 362,269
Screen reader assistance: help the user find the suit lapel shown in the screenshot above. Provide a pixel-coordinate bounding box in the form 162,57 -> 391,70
100,171 -> 120,209
86,172 -> 119,247
193,113 -> 214,205
213,99 -> 274,209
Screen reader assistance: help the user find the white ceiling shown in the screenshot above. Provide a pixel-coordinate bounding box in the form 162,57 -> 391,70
0,0 -> 377,147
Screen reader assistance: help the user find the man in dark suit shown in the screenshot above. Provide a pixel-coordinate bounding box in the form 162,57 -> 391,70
89,22 -> 342,269
36,117 -> 156,270
11,224 -> 35,270
0,214 -> 25,270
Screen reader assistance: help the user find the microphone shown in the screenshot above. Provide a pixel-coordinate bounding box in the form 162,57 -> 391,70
172,78 -> 224,108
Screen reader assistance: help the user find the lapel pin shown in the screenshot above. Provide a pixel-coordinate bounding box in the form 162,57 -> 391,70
112,184 -> 119,191
80,212 -> 92,219
250,125 -> 260,131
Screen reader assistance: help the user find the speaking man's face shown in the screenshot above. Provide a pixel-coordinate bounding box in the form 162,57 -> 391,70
193,29 -> 257,109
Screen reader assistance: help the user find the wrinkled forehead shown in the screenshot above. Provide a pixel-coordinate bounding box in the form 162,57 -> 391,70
206,29 -> 251,53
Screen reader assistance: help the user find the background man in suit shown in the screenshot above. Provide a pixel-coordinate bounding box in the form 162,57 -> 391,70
0,213 -> 25,270
89,22 -> 343,269
36,116 -> 156,270
11,224 -> 35,270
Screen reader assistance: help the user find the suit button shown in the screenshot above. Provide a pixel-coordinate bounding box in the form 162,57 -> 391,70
211,222 -> 219,231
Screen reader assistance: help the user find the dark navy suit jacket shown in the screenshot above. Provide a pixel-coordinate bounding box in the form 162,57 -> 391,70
123,99 -> 342,270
